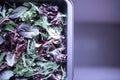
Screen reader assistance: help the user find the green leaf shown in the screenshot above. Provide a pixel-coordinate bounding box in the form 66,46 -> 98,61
35,16 -> 63,39
0,52 -> 6,65
61,67 -> 66,80
20,4 -> 37,23
37,61 -> 59,76
27,40 -> 35,55
24,69 -> 34,77
4,20 -> 16,31
29,2 -> 41,14
35,16 -> 50,29
47,27 -> 63,39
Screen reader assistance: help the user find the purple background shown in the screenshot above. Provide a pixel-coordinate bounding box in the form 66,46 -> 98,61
73,0 -> 120,67
73,0 -> 120,80
74,0 -> 120,23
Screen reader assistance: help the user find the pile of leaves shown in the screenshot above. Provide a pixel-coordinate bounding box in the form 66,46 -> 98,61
0,2 -> 66,80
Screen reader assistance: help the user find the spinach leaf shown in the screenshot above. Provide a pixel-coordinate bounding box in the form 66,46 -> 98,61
0,36 -> 4,45
10,6 -> 28,19
18,23 -> 39,38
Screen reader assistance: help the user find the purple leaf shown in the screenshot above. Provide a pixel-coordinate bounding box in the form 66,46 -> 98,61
10,6 -> 28,19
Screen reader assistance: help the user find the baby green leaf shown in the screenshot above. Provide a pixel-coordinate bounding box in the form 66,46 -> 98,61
10,6 -> 28,19
18,23 -> 39,38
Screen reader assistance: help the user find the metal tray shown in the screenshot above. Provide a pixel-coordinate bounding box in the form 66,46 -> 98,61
0,0 -> 73,80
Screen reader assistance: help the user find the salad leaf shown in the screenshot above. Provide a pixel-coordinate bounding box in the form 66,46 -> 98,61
27,40 -> 37,55
35,16 -> 63,39
0,36 -> 4,45
0,63 -> 7,72
20,3 -> 37,23
0,5 -> 6,18
4,20 -> 16,31
29,2 -> 41,14
5,52 -> 16,67
61,67 -> 66,80
18,23 -> 39,38
47,27 -> 63,39
0,70 -> 13,80
0,53 -> 6,65
37,61 -> 59,75
39,4 -> 58,21
10,6 -> 28,19
0,2 -> 66,80
35,16 -> 50,29
13,39 -> 39,77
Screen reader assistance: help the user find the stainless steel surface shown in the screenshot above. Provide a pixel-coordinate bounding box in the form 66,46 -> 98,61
66,0 -> 74,80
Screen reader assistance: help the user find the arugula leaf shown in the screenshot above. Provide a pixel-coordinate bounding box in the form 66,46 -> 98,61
4,20 -> 16,31
37,61 -> 59,76
61,67 -> 66,80
35,16 -> 62,39
47,27 -> 63,39
27,39 -> 39,59
35,16 -> 50,29
14,39 -> 39,77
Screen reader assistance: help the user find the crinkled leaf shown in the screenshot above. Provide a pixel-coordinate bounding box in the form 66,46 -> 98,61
35,16 -> 50,29
37,61 -> 59,75
47,27 -> 63,39
24,69 -> 34,77
35,16 -> 63,39
4,20 -> 16,31
14,53 -> 36,77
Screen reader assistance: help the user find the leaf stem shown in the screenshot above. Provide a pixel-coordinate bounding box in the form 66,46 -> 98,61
0,16 -> 10,25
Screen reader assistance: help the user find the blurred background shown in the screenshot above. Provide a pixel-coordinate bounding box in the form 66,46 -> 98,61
73,0 -> 120,80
